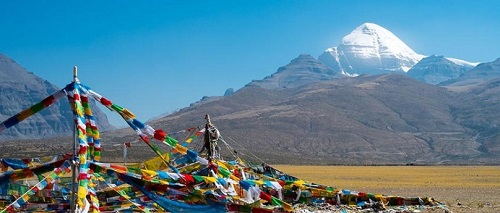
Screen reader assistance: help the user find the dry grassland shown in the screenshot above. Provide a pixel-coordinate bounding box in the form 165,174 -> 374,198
274,165 -> 500,213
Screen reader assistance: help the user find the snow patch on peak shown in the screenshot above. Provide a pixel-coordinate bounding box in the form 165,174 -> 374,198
446,57 -> 480,67
359,22 -> 382,29
319,23 -> 424,75
340,23 -> 424,62
325,47 -> 336,52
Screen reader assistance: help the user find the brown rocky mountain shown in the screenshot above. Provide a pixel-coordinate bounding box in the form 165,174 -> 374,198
137,73 -> 496,165
0,53 -> 114,141
451,77 -> 500,156
247,54 -> 342,89
441,58 -> 500,90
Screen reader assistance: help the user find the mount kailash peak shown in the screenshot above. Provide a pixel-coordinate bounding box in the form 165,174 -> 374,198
318,23 -> 477,77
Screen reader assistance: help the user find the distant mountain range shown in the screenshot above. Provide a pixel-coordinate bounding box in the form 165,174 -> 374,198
144,60 -> 500,164
0,53 -> 114,141
247,23 -> 481,88
2,23 -> 500,164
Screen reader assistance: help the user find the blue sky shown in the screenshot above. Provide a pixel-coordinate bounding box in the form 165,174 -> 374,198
1,0 -> 499,127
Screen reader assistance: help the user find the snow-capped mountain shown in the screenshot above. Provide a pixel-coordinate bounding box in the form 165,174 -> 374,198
247,54 -> 342,89
319,23 -> 424,75
247,23 -> 481,91
407,55 -> 475,85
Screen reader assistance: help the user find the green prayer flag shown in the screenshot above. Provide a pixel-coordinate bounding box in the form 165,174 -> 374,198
192,175 -> 204,183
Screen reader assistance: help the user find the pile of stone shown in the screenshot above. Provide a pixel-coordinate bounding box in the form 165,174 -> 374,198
290,202 -> 450,213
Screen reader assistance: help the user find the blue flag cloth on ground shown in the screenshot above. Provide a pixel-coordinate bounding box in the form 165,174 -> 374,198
119,173 -> 226,213
1,159 -> 28,169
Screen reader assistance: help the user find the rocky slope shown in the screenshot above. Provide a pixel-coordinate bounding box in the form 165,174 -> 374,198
441,58 -> 500,90
407,55 -> 474,85
0,53 -> 114,141
248,54 -> 343,89
139,74 -> 496,165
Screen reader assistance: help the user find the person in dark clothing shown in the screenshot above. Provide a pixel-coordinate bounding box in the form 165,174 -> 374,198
199,114 -> 220,161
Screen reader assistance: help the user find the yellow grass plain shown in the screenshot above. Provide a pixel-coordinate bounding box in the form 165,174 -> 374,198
274,165 -> 500,213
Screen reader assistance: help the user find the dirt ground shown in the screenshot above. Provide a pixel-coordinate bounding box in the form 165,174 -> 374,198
273,166 -> 500,213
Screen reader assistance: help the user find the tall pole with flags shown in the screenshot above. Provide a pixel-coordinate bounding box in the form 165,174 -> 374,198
70,66 -> 78,213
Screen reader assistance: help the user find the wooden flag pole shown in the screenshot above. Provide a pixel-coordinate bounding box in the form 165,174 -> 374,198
70,66 -> 78,213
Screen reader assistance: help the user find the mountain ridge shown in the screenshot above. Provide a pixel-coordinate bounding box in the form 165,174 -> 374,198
407,55 -> 473,85
0,53 -> 114,141
318,23 -> 478,77
247,54 -> 343,89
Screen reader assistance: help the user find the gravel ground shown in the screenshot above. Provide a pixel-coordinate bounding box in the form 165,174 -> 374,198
274,166 -> 500,213
288,186 -> 500,213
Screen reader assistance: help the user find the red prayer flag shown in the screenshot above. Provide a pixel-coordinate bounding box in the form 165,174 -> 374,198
260,191 -> 272,202
100,97 -> 112,106
81,96 -> 89,102
181,174 -> 195,185
42,96 -> 56,107
154,129 -> 167,140
140,134 -> 149,143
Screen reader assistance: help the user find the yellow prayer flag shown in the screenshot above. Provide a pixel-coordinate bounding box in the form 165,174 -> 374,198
75,107 -> 84,117
282,201 -> 294,211
254,180 -> 264,185
203,176 -> 217,183
121,109 -> 135,119
141,169 -> 158,178
217,161 -> 230,170
18,109 -> 34,121
294,179 -> 305,186
84,108 -> 92,116
142,153 -> 170,170
77,186 -> 87,206
229,174 -> 240,181
174,144 -> 188,155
